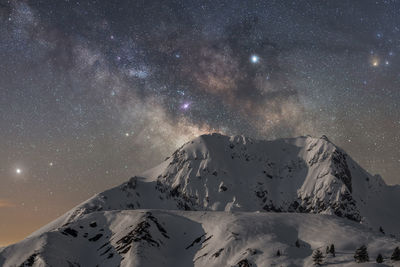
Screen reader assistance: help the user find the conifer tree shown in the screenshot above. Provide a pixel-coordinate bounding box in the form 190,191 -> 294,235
379,226 -> 385,234
312,249 -> 324,266
391,247 -> 400,261
329,244 -> 335,257
376,253 -> 383,263
354,245 -> 369,263
276,250 -> 281,257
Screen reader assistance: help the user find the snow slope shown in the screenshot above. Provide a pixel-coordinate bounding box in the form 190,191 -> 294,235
1,210 -> 399,267
1,134 -> 399,266
38,134 -> 400,235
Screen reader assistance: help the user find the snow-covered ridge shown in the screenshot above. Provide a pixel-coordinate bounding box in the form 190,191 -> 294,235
1,133 -> 400,267
1,210 -> 399,267
48,134 -> 399,236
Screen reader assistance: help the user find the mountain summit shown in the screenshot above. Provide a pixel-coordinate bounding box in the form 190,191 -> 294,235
1,134 -> 399,266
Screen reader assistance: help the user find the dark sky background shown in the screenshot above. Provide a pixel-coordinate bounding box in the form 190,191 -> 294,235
1,0 -> 400,246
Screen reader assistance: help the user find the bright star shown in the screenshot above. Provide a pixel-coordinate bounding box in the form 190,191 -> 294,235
125,133 -> 130,137
371,57 -> 379,67
181,101 -> 191,110
250,54 -> 259,63
16,168 -> 22,174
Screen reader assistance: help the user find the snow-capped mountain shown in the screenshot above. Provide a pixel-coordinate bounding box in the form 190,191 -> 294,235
1,134 -> 399,267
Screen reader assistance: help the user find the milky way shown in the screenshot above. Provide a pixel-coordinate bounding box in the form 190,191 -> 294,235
1,0 -> 400,246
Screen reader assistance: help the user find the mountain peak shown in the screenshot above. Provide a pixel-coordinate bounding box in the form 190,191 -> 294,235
2,134 -> 400,267
54,133 -> 397,230
12,134 -> 400,241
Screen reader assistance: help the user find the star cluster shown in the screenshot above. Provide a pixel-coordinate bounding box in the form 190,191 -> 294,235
1,0 -> 400,246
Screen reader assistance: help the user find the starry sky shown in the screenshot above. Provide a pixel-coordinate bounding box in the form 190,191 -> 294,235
1,0 -> 400,246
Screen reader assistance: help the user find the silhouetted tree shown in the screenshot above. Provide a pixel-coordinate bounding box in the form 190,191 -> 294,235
354,245 -> 369,263
312,249 -> 324,266
276,250 -> 281,257
295,239 -> 300,248
391,247 -> 400,261
379,226 -> 385,234
326,246 -> 330,254
376,253 -> 383,263
329,244 -> 335,257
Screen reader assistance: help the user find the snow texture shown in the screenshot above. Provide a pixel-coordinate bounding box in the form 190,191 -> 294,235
1,134 -> 399,267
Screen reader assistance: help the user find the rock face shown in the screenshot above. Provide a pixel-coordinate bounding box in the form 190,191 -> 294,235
1,211 -> 399,267
1,134 -> 400,267
154,134 -> 361,221
56,134 -> 399,234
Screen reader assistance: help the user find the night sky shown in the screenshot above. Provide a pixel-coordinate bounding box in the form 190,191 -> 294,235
1,0 -> 400,246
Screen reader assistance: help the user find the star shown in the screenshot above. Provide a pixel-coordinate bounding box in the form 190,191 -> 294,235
16,168 -> 22,174
371,57 -> 379,67
181,102 -> 190,110
250,54 -> 260,64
